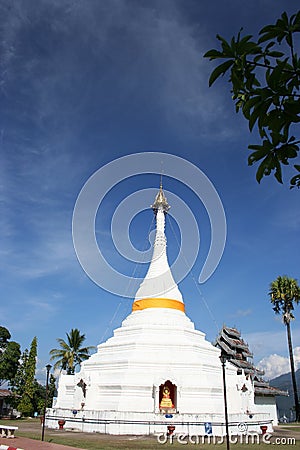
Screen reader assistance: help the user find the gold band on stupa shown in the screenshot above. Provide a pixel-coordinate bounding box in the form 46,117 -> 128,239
132,298 -> 185,312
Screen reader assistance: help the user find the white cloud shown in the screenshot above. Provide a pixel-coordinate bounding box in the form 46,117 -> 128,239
257,354 -> 290,380
35,363 -> 59,385
294,346 -> 300,364
257,346 -> 300,380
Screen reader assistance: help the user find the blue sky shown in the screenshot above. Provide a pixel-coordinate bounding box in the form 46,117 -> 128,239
1,0 -> 300,383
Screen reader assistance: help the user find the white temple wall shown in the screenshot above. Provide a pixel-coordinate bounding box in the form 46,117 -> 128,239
230,370 -> 256,414
53,351 -> 278,433
46,408 -> 273,436
254,396 -> 278,426
54,308 -> 259,417
55,374 -> 76,409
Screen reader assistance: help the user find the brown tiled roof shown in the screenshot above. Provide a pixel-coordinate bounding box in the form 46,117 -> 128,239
214,325 -> 286,397
223,326 -> 241,338
0,389 -> 12,398
220,328 -> 251,351
254,380 -> 288,397
215,337 -> 235,355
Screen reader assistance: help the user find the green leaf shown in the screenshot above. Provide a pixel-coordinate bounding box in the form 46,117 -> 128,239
208,60 -> 233,86
284,100 -> 300,121
267,51 -> 284,58
259,30 -> 279,44
256,154 -> 272,183
239,34 -> 253,44
235,35 -> 261,56
230,66 -> 245,94
259,25 -> 275,35
254,54 -> 264,63
265,41 -> 276,50
248,147 -> 270,165
203,49 -> 224,60
257,98 -> 273,128
282,145 -> 298,159
242,96 -> 261,119
290,175 -> 300,188
249,104 -> 262,131
290,171 -> 300,188
274,160 -> 283,183
266,64 -> 286,90
292,11 -> 300,29
216,34 -> 234,57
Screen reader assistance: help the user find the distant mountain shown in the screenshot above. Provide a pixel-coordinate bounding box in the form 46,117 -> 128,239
270,368 -> 300,420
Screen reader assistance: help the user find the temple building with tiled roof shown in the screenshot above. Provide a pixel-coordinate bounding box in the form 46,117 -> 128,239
215,326 -> 288,401
0,389 -> 20,418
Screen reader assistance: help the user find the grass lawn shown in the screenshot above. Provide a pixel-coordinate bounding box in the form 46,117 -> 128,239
280,425 -> 300,432
1,419 -> 299,449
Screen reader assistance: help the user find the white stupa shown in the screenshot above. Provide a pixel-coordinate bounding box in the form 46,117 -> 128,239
47,184 -> 279,435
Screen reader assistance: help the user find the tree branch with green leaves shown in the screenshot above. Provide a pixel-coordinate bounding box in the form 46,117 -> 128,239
204,11 -> 300,188
0,326 -> 21,387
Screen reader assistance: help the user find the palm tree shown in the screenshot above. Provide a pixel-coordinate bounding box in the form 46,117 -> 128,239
269,275 -> 300,422
50,329 -> 95,375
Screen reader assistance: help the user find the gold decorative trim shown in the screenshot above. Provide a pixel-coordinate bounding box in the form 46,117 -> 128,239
132,298 -> 185,312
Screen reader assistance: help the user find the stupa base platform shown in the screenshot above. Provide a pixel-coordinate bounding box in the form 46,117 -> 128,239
46,408 -> 273,436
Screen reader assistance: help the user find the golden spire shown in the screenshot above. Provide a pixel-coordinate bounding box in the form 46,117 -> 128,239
151,177 -> 170,213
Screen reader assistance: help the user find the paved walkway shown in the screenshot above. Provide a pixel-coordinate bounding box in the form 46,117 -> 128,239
0,436 -> 85,450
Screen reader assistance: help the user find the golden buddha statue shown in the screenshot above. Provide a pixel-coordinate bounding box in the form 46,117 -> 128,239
160,386 -> 174,409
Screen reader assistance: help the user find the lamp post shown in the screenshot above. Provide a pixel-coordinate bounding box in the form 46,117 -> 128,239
41,364 -> 52,441
220,353 -> 230,450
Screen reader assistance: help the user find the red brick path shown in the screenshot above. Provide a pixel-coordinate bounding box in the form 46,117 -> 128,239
0,436 -> 85,450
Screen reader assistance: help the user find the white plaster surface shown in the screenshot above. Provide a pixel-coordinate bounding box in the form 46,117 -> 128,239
135,208 -> 183,301
49,306 -> 278,434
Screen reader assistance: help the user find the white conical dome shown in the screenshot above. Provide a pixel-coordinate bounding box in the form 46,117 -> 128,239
133,184 -> 183,312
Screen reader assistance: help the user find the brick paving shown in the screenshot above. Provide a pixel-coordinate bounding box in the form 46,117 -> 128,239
0,436 -> 85,450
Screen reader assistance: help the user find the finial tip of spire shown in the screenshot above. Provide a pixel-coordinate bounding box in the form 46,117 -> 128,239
151,174 -> 170,213
160,162 -> 164,190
